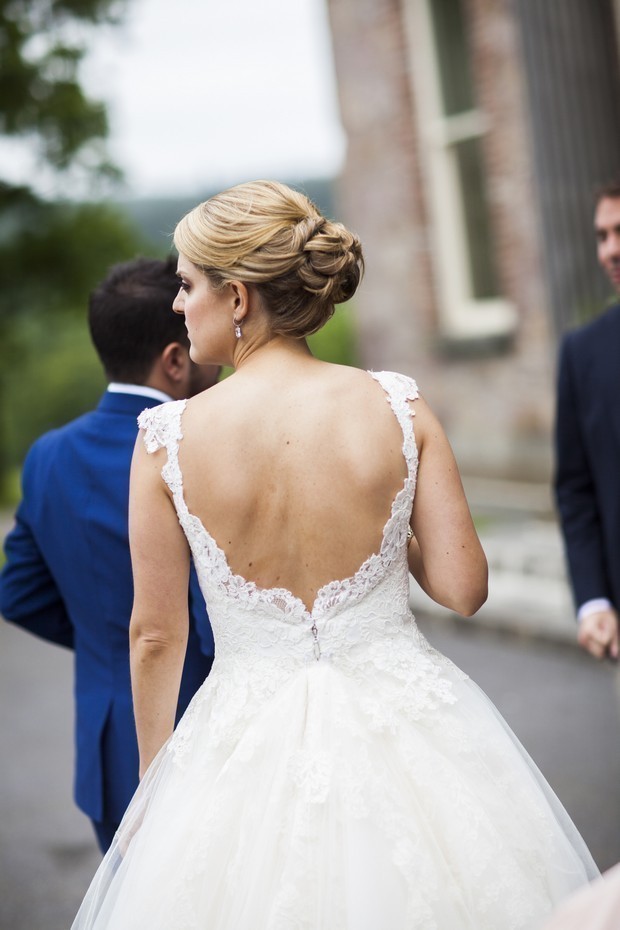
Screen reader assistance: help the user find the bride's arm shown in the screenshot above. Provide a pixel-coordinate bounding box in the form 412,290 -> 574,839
407,398 -> 488,617
128,436 -> 190,778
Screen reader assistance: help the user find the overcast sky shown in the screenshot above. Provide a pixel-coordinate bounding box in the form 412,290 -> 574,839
1,0 -> 346,200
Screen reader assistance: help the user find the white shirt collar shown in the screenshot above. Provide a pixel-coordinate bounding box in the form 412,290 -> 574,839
107,383 -> 174,404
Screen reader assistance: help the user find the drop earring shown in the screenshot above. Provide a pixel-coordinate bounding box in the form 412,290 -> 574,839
233,317 -> 242,339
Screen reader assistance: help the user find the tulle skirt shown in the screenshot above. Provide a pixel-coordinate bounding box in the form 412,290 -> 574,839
71,650 -> 598,930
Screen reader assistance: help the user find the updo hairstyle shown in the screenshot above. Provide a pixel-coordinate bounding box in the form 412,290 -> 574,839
173,180 -> 364,338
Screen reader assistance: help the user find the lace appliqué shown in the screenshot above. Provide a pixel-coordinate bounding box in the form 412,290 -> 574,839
137,400 -> 187,496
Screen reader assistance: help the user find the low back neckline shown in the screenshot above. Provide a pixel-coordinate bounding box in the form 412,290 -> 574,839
138,370 -> 420,621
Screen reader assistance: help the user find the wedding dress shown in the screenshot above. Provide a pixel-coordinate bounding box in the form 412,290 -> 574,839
71,371 -> 598,930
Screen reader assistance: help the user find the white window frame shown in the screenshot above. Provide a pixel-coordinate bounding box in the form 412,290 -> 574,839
402,0 -> 516,342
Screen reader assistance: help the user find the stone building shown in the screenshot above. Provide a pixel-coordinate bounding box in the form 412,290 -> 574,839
326,0 -> 620,483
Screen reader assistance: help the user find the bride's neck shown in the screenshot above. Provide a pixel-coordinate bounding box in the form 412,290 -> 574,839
233,334 -> 316,374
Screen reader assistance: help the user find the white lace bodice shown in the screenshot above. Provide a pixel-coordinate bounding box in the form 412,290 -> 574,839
138,370 -> 421,668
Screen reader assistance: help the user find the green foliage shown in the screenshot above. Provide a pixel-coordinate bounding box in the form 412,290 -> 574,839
0,196 -> 149,318
0,0 -> 143,500
0,0 -> 125,174
0,466 -> 20,510
0,199 -> 149,485
308,302 -> 359,367
3,313 -> 106,469
0,0 -> 134,337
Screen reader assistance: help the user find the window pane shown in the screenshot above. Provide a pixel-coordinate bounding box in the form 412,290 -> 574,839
430,0 -> 475,116
454,137 -> 500,299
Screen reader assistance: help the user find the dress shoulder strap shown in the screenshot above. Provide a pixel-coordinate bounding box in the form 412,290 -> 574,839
137,399 -> 188,504
369,371 -> 419,478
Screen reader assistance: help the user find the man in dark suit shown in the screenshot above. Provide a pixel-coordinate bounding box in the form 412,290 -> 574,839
0,257 -> 219,852
554,182 -> 620,662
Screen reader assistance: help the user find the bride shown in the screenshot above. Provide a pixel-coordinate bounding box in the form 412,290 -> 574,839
72,180 -> 597,929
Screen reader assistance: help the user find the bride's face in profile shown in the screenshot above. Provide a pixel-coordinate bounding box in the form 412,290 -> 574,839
173,254 -> 234,365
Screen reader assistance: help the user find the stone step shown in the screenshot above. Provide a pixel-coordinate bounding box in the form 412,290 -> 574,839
479,519 -> 567,580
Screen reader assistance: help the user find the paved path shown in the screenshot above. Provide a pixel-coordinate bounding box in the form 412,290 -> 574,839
0,624 -> 99,930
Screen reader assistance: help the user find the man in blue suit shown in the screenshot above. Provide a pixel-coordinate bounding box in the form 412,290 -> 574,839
0,257 -> 219,852
554,181 -> 620,663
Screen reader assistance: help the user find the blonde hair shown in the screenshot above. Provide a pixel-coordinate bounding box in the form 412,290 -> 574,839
173,180 -> 364,338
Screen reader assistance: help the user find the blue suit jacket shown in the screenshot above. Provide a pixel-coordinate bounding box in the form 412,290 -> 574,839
554,303 -> 620,611
0,390 -> 214,824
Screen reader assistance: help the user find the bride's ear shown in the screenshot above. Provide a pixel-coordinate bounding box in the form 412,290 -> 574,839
229,281 -> 250,324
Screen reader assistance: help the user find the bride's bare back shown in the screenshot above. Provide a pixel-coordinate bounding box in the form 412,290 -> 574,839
178,359 -> 407,612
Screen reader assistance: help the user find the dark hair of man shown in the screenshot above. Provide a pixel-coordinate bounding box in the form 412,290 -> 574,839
88,256 -> 188,383
595,179 -> 620,205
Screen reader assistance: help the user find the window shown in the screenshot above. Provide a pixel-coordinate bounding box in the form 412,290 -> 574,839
403,0 -> 516,343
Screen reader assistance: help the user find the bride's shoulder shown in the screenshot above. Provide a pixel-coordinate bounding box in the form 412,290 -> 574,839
137,399 -> 187,454
364,369 -> 421,402
184,376 -> 231,415
318,364 -> 422,405
180,379 -> 236,438
137,398 -> 186,427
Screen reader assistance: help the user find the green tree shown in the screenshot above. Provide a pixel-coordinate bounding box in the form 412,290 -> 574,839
1,199 -> 149,474
0,0 -> 151,501
0,0 -> 124,178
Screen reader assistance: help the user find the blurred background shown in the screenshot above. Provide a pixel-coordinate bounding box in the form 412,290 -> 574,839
1,0 -> 620,926
0,0 -> 350,504
2,0 -> 620,499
